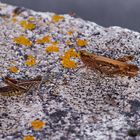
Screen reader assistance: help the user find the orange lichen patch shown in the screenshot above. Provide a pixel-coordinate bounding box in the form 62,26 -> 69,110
12,17 -> 17,23
60,48 -> 79,69
45,45 -> 59,53
25,55 -> 36,67
31,120 -> 45,130
76,39 -> 87,47
23,135 -> 35,140
67,31 -> 73,36
51,14 -> 64,22
20,20 -> 36,30
9,66 -> 19,73
13,35 -> 32,47
61,48 -> 80,59
36,36 -> 50,44
61,58 -> 77,69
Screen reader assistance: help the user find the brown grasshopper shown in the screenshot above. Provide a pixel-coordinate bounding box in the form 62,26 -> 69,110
79,50 -> 139,77
0,76 -> 42,96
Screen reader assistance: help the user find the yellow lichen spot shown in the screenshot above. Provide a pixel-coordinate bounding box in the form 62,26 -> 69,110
61,58 -> 77,69
76,39 -> 87,47
36,36 -> 50,44
67,31 -> 73,36
12,17 -> 17,23
31,120 -> 45,130
62,48 -> 80,59
25,55 -> 36,67
9,66 -> 19,73
23,135 -> 35,140
60,48 -> 79,69
20,20 -> 36,30
51,14 -> 64,22
45,45 -> 59,53
13,35 -> 32,47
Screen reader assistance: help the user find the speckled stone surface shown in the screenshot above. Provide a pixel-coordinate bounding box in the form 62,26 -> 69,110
0,2 -> 140,140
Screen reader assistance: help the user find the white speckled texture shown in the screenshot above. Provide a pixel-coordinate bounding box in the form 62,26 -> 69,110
0,2 -> 140,140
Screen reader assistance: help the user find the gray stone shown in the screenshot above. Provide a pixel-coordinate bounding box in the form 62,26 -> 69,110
0,2 -> 140,140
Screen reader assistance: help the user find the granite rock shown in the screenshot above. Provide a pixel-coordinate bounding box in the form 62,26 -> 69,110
0,2 -> 140,140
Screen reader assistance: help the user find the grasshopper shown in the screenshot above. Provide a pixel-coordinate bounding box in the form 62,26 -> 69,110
0,76 -> 42,96
79,50 -> 139,77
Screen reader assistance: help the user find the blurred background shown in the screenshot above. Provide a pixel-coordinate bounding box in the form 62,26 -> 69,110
1,0 -> 140,32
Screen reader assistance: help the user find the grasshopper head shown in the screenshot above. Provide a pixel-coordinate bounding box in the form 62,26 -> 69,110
127,64 -> 139,77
